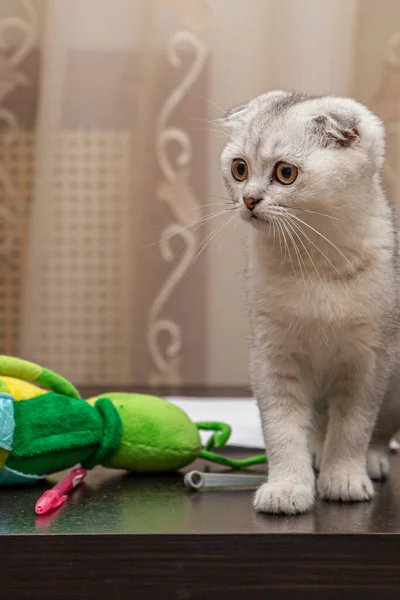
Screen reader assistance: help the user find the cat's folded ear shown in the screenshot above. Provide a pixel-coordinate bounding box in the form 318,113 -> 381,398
312,114 -> 360,148
216,103 -> 249,127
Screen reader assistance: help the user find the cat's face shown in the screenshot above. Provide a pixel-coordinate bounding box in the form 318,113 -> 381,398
220,91 -> 384,229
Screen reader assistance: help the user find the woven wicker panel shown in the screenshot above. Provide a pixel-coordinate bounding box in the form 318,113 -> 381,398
33,130 -> 134,384
0,131 -> 34,355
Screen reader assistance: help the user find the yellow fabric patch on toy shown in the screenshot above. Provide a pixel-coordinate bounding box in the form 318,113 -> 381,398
0,448 -> 9,470
0,377 -> 44,401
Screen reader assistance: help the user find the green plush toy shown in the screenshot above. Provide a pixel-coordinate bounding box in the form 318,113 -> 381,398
0,356 -> 266,487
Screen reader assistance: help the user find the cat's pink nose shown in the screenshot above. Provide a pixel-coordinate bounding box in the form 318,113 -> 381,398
243,197 -> 262,211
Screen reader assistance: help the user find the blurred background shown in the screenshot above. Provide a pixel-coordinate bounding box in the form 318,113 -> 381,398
0,0 -> 399,391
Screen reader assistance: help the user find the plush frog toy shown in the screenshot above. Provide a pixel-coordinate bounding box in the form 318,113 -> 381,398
0,356 -> 266,486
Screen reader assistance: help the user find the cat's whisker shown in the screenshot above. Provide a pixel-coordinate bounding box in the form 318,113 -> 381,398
190,128 -> 228,137
287,213 -> 352,268
275,221 -> 280,254
178,209 -> 230,231
286,220 -> 307,285
186,213 -> 237,275
175,207 -> 239,256
279,219 -> 297,280
281,218 -> 308,288
272,219 -> 277,247
185,224 -> 226,274
277,219 -> 289,264
187,205 -> 240,243
188,117 -> 226,131
276,221 -> 281,252
192,190 -> 234,204
225,84 -> 233,108
189,203 -> 233,211
208,210 -> 242,275
142,208 -> 235,249
288,206 -> 343,223
189,208 -> 238,234
208,194 -> 235,204
284,216 -> 325,288
275,218 -> 284,263
195,95 -> 226,114
287,223 -> 312,287
285,214 -> 344,282
289,207 -> 344,237
284,217 -> 320,287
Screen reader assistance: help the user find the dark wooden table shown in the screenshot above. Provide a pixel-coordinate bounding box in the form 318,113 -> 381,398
1,449 -> 400,599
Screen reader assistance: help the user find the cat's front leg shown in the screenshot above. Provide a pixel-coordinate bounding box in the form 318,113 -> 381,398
368,367 -> 400,480
318,358 -> 381,502
251,345 -> 315,515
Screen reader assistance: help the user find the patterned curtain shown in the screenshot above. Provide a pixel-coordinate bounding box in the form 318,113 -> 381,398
0,0 -> 399,387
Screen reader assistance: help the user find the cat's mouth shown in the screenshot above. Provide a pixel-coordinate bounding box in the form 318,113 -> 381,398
241,211 -> 270,224
251,204 -> 291,224
249,212 -> 271,224
241,211 -> 264,223
241,202 -> 287,225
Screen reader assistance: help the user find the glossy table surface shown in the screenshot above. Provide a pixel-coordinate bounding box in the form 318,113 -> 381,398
1,450 -> 400,535
2,450 -> 400,599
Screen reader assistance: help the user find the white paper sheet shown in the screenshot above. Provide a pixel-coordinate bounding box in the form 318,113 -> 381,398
167,397 -> 399,452
167,397 -> 265,449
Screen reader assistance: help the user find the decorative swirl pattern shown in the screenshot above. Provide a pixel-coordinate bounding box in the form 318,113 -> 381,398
147,30 -> 206,385
0,0 -> 37,264
385,31 -> 400,66
380,32 -> 400,207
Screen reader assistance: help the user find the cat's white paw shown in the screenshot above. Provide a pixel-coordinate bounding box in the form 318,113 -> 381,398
318,470 -> 374,502
253,481 -> 314,515
390,438 -> 400,452
367,448 -> 390,481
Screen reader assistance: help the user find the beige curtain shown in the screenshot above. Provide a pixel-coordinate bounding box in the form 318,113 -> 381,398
0,0 -> 398,387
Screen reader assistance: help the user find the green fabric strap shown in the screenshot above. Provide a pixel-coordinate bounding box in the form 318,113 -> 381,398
196,422 -> 231,450
196,421 -> 267,468
82,397 -> 123,469
199,449 -> 267,468
0,355 -> 80,399
36,368 -> 80,399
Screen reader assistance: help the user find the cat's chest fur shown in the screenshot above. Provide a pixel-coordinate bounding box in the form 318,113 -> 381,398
247,234 -> 397,373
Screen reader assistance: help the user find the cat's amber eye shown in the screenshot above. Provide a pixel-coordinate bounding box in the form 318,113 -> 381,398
274,162 -> 298,185
231,158 -> 248,182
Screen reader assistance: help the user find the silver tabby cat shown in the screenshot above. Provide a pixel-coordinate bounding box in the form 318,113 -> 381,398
219,91 -> 400,514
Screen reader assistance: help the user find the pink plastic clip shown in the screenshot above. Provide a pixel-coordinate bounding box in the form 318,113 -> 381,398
35,467 -> 87,514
